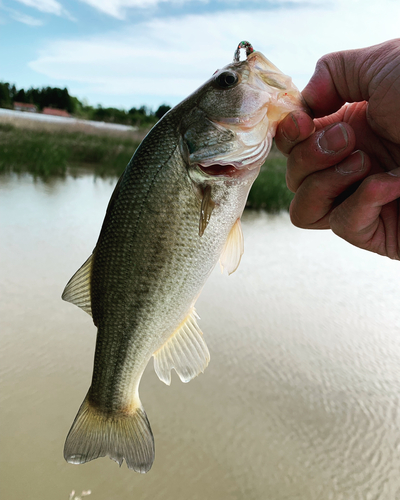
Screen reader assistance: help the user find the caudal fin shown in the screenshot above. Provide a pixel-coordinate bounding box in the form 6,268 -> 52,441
64,395 -> 155,473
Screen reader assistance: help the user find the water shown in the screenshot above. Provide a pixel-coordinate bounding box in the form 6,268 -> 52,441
0,108 -> 137,132
1,173 -> 400,500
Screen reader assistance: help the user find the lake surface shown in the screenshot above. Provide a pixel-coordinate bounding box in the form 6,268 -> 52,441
0,108 -> 136,132
1,173 -> 400,500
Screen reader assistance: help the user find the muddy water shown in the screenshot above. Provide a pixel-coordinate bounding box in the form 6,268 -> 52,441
1,173 -> 400,500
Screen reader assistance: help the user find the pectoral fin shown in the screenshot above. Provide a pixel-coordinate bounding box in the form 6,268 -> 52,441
62,254 -> 93,316
199,185 -> 215,237
219,218 -> 244,275
153,309 -> 210,385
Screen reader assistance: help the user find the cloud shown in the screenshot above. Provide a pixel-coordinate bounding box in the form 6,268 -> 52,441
28,1 -> 400,108
13,0 -> 73,18
8,8 -> 44,25
77,0 -> 322,20
77,0 -> 176,20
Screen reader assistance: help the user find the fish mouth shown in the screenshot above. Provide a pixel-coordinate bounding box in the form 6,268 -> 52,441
198,159 -> 262,179
198,164 -> 239,177
198,132 -> 271,179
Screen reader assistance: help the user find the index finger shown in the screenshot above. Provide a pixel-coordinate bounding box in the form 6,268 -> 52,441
275,110 -> 315,156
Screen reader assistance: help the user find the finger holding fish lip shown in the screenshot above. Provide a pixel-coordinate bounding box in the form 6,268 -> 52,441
284,121 -> 357,193
329,169 -> 400,259
289,150 -> 371,229
275,110 -> 315,155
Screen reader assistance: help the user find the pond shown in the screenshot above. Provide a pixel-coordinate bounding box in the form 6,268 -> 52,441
1,172 -> 400,500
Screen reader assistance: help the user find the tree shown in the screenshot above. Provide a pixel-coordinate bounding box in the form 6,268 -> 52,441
0,82 -> 15,108
14,88 -> 26,103
155,104 -> 171,120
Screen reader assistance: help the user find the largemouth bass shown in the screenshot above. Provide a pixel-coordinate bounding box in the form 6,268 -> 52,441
62,41 -> 304,472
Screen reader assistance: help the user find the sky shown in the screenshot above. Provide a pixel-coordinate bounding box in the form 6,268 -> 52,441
1,0 -> 399,111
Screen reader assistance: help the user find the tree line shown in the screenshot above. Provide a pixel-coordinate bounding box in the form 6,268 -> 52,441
0,82 -> 171,127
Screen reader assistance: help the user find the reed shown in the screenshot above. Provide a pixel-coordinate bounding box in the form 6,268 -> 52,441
0,122 -> 140,178
246,155 -> 293,211
0,121 -> 293,211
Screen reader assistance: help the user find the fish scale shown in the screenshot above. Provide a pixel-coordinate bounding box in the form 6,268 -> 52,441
62,42 -> 305,472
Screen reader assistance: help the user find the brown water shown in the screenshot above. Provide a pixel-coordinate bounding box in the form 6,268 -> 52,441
1,173 -> 400,500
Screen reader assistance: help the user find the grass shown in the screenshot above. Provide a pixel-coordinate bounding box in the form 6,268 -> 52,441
0,121 -> 142,178
0,119 -> 293,212
246,154 -> 293,211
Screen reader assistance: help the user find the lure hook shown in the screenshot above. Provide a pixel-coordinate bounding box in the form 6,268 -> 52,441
233,41 -> 254,62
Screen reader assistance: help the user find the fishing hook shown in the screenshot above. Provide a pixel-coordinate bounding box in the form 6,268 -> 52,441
233,41 -> 254,62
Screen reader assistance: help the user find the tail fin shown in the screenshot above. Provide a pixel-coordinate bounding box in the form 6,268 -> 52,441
64,394 -> 155,473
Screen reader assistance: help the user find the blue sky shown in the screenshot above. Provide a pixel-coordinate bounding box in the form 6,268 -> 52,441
1,0 -> 399,111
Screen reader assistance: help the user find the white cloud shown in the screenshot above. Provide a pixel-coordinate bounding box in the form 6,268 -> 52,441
76,0 -> 327,21
77,0 -> 192,20
14,0 -> 62,14
13,0 -> 73,18
28,1 -> 400,108
9,9 -> 44,25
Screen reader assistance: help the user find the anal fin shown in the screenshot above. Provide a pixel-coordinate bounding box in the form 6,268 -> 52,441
153,309 -> 210,385
219,218 -> 244,275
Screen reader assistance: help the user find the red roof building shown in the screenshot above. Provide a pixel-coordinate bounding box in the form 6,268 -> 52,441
13,102 -> 37,113
42,107 -> 71,117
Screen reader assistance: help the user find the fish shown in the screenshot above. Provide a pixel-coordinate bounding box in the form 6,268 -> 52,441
62,41 -> 305,473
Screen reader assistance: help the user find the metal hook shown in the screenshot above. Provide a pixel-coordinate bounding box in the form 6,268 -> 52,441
233,41 -> 254,62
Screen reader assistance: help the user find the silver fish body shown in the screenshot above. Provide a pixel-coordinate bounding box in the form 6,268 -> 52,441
62,45 -> 304,472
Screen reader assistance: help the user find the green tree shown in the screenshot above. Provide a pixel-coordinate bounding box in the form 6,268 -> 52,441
14,88 -> 26,103
0,82 -> 15,108
155,104 -> 171,119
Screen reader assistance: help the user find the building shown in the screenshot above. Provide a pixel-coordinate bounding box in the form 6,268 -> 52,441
42,107 -> 71,118
13,102 -> 37,113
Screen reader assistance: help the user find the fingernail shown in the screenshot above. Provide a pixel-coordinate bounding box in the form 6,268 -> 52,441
282,113 -> 300,142
336,150 -> 365,175
318,123 -> 348,154
387,167 -> 400,177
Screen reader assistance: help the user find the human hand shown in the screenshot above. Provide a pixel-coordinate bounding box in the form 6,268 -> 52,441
275,39 -> 400,259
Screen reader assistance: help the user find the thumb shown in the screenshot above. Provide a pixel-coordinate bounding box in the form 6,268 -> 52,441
302,39 -> 400,120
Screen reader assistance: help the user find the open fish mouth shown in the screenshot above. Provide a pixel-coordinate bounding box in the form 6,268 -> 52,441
198,161 -> 260,178
198,163 -> 239,177
198,134 -> 271,178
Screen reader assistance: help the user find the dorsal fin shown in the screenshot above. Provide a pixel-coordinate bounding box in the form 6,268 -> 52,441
62,254 -> 93,316
153,309 -> 210,386
219,218 -> 244,275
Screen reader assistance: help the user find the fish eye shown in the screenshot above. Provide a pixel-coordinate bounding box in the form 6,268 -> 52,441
215,71 -> 239,89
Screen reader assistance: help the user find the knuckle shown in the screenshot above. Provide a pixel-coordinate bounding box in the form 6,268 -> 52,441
329,207 -> 347,237
358,174 -> 386,202
306,172 -> 326,195
285,169 -> 297,193
315,51 -> 344,73
289,199 -> 307,228
288,143 -> 307,171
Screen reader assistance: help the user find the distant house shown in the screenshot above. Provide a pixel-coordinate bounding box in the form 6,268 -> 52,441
13,102 -> 37,113
42,107 -> 71,118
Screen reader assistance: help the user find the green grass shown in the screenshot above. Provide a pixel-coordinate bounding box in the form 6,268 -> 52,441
0,122 -> 139,179
0,122 -> 293,212
247,156 -> 293,212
